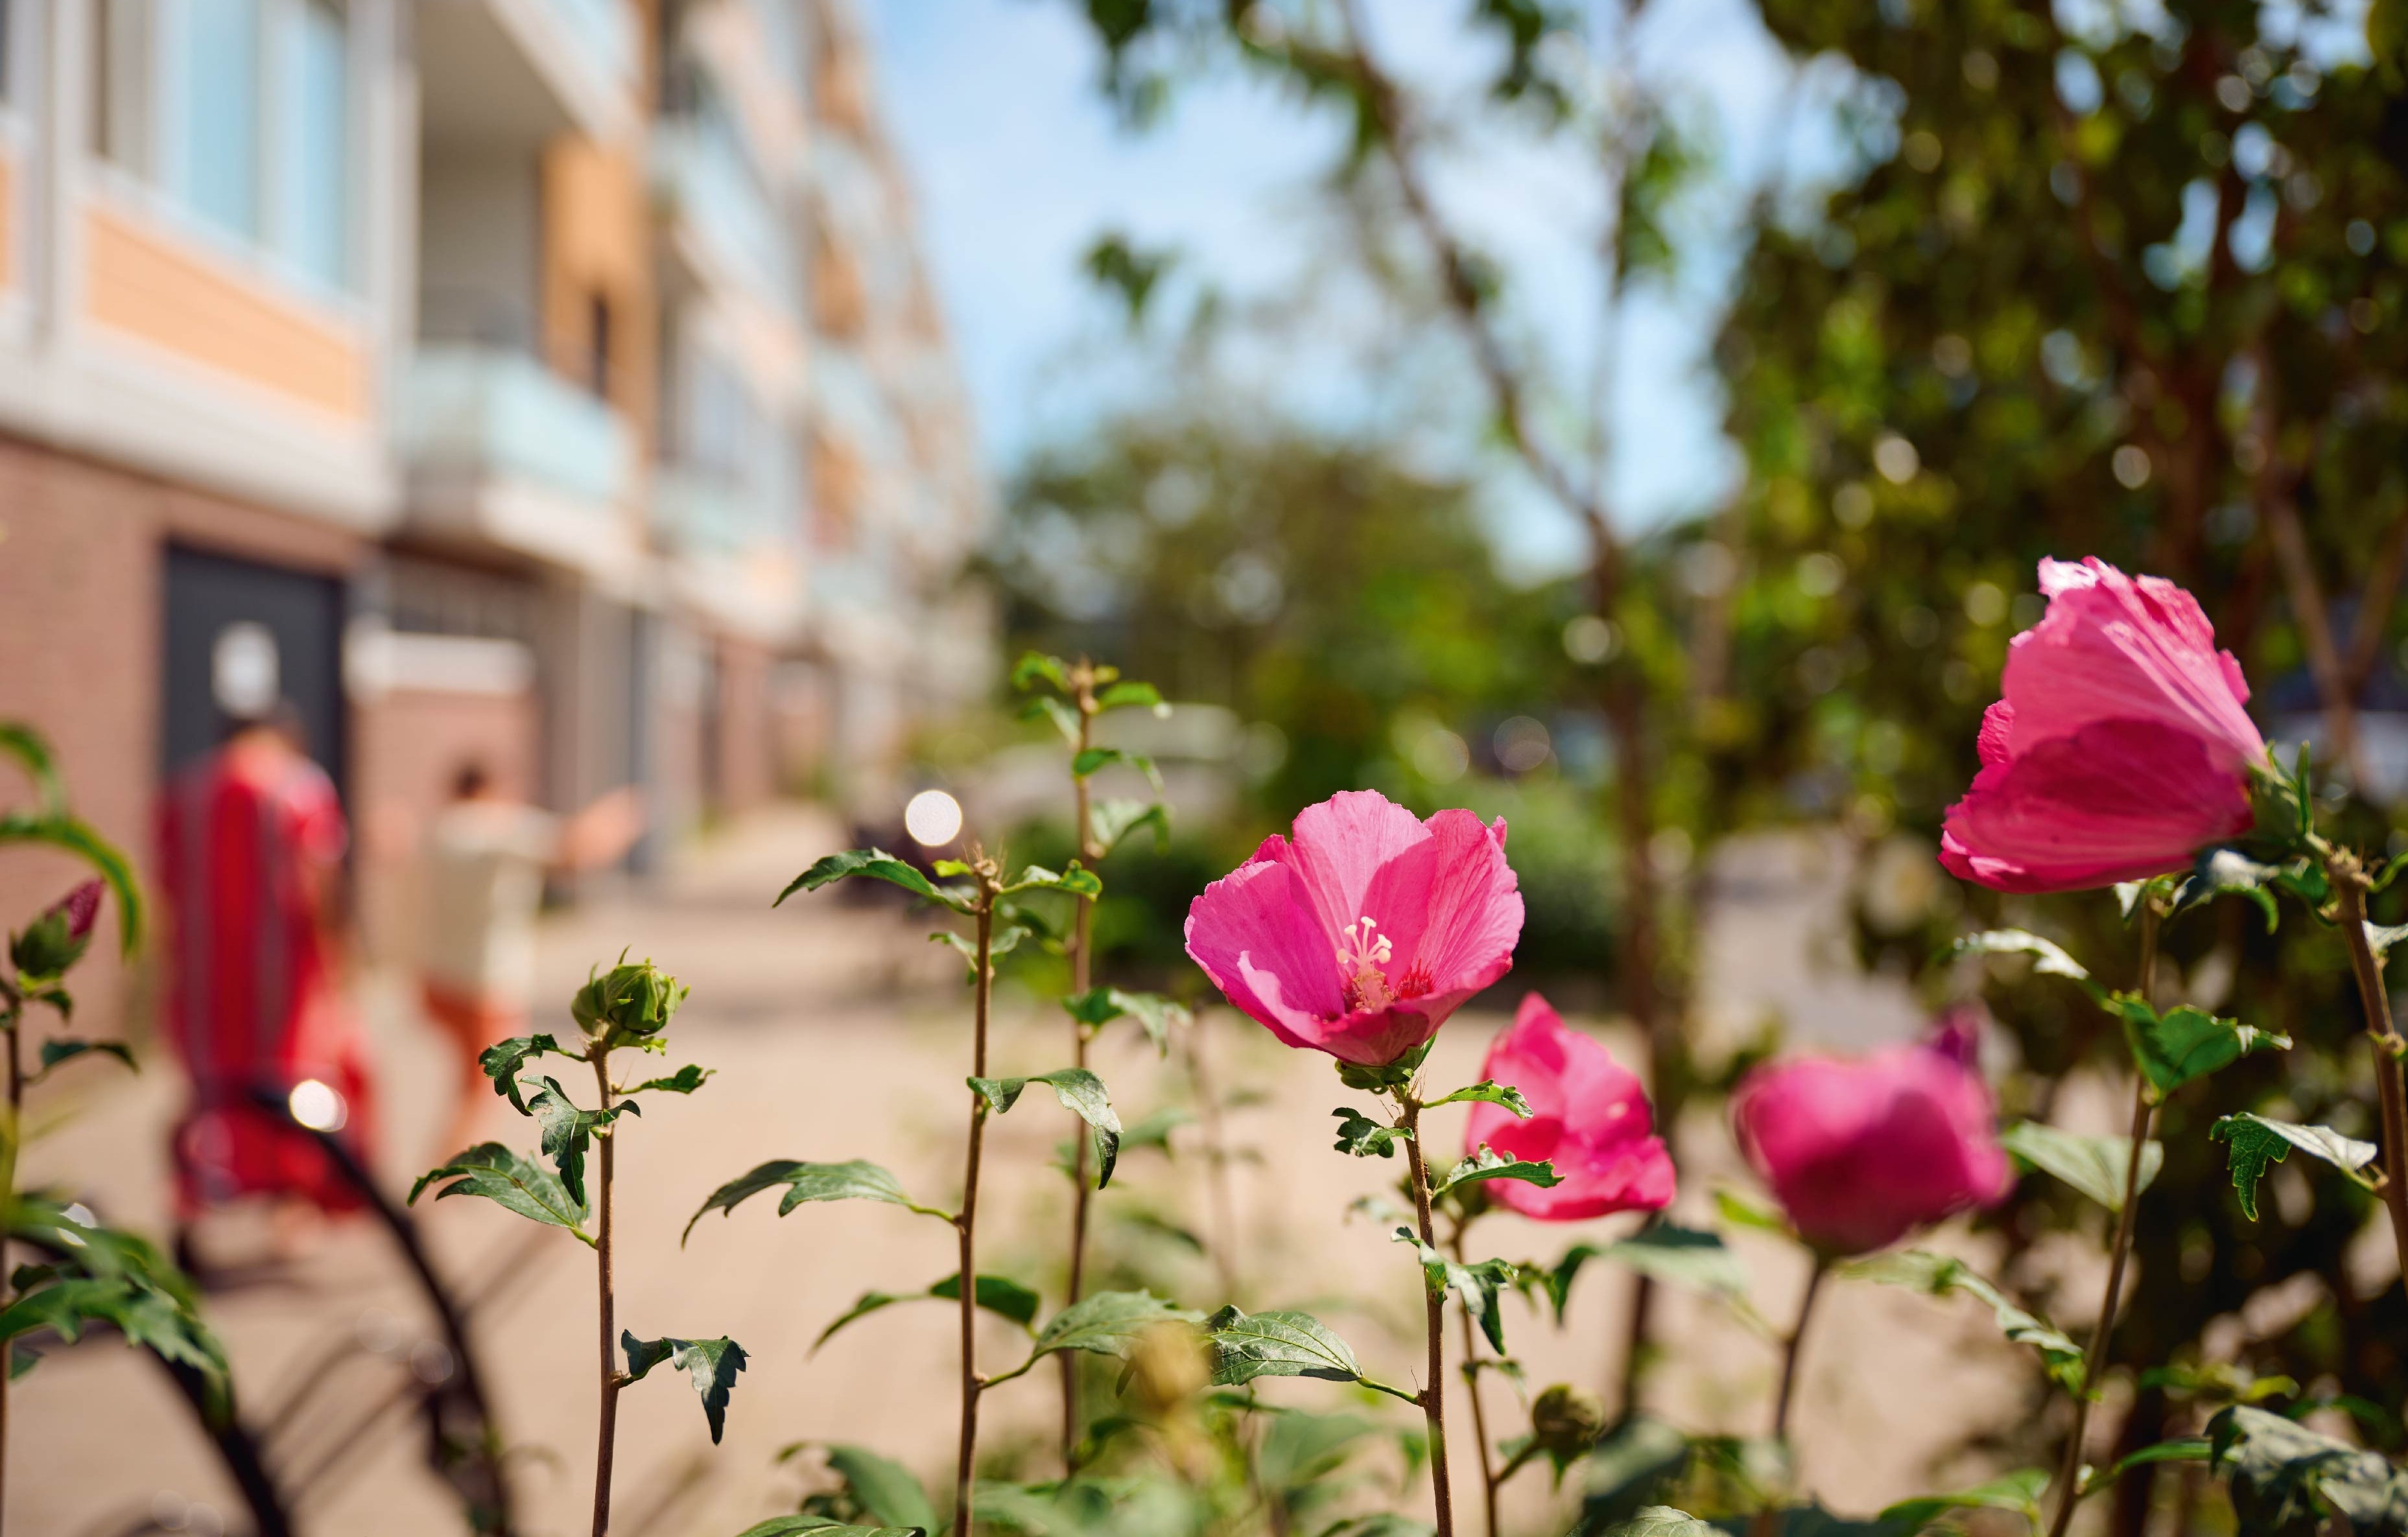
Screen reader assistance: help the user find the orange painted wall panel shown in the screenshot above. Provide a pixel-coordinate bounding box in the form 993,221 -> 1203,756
82,204 -> 367,420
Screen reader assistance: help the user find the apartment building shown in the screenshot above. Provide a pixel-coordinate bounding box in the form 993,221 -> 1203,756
0,0 -> 987,980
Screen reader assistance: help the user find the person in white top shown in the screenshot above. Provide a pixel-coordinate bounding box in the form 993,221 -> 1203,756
420,762 -> 643,1154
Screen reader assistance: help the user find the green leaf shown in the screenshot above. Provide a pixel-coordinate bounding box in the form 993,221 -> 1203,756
1713,1188 -> 1793,1237
0,1203 -> 228,1405
823,1441 -> 939,1532
1092,798 -> 1170,853
1432,1146 -> 1563,1200
1022,693 -> 1081,747
31,1038 -> 137,1083
1552,1226 -> 1747,1322
732,1519 -> 922,1537
620,1331 -> 746,1443
1323,1519 -> 1437,1537
812,1274 -> 1041,1352
0,813 -> 143,956
967,1069 -> 1122,1187
2208,1404 -> 2408,1533
2167,849 -> 2286,932
2000,1121 -> 2163,1213
1603,1510 -> 1715,1537
1427,1081 -> 1534,1117
2211,1114 -> 2380,1220
2368,921 -> 2408,965
1070,747 -> 1163,789
478,1033 -> 576,1112
1004,862 -> 1103,897
1119,1106 -> 1193,1155
1879,1468 -> 2048,1527
1845,1250 -> 2083,1390
1207,1305 -> 1367,1389
1948,929 -> 2097,991
1394,1227 -> 1520,1352
775,849 -> 971,913
2110,996 -> 2291,1098
2079,1438 -> 2214,1498
1011,651 -> 1071,693
1019,1290 -> 1203,1369
0,722 -> 65,815
1096,679 -> 1167,714
526,1078 -> 637,1209
624,1063 -> 713,1096
684,1158 -> 950,1242
407,1142 -> 591,1243
1065,987 -> 1190,1053
1332,1107 -> 1408,1158
1577,1414 -> 1693,1531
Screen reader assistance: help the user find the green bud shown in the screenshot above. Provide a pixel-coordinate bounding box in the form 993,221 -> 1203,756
571,956 -> 688,1049
10,880 -> 103,981
1529,1383 -> 1607,1462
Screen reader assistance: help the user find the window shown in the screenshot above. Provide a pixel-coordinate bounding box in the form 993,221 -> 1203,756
272,0 -> 349,288
172,0 -> 263,241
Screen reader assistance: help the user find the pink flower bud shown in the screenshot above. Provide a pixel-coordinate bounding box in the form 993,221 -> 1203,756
1730,1010 -> 2013,1256
58,880 -> 104,943
1463,994 -> 1674,1221
1941,557 -> 2264,893
1185,790 -> 1524,1066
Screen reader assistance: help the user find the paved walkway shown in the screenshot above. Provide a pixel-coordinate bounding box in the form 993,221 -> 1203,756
16,808 -> 2017,1536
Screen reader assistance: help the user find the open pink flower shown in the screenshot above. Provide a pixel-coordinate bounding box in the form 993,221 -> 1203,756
1185,790 -> 1523,1066
1941,557 -> 2265,893
1730,1011 -> 2013,1256
1464,994 -> 1674,1221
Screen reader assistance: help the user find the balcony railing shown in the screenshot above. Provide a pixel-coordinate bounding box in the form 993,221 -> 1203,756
543,0 -> 640,92
402,344 -> 633,509
654,461 -> 797,557
652,118 -> 799,314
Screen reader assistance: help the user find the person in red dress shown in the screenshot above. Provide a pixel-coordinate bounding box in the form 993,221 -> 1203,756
159,703 -> 378,1256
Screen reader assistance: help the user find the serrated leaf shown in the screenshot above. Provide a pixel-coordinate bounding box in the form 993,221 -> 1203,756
408,1142 -> 591,1242
1551,1226 -> 1746,1322
1092,798 -> 1170,853
1604,1510 -> 1714,1537
479,1033 -> 576,1112
2208,1404 -> 2408,1533
684,1158 -> 947,1243
624,1063 -> 712,1096
1428,1081 -> 1534,1117
1948,928 -> 2096,988
32,1038 -> 137,1083
1024,1289 -> 1203,1364
1206,1304 -> 1368,1387
2000,1121 -> 2163,1213
733,1519 -> 921,1537
2110,996 -> 2291,1097
1880,1468 -> 2048,1527
2212,1114 -> 2379,1220
0,1204 -> 227,1405
1096,679 -> 1166,714
621,1331 -> 746,1443
1393,1228 -> 1521,1352
526,1078 -> 638,1208
1432,1146 -> 1562,1199
968,1069 -> 1122,1187
1332,1107 -> 1408,1158
1004,862 -> 1103,898
776,849 -> 971,913
1847,1250 -> 2083,1390
812,1274 -> 1041,1352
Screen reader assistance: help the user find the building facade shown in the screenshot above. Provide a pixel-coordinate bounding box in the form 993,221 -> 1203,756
0,0 -> 987,980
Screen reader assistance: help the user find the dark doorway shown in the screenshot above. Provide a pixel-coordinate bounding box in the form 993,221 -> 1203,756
160,545 -> 348,795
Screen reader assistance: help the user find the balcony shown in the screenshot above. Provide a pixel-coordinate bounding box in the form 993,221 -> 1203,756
418,0 -> 639,148
399,344 -> 641,578
653,115 -> 799,316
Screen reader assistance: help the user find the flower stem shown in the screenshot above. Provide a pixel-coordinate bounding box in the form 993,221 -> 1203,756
1770,1254 -> 1826,1448
956,889 -> 998,1534
589,1048 -> 620,1537
2044,902 -> 2162,1537
1447,1216 -> 1497,1537
2331,866 -> 2408,1291
1400,1094 -> 1454,1537
2,986 -> 20,1537
1059,666 -> 1099,1470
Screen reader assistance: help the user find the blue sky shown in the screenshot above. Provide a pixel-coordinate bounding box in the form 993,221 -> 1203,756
860,1 -> 1833,580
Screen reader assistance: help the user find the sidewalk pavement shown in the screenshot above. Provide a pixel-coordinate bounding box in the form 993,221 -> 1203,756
15,805 -> 2018,1537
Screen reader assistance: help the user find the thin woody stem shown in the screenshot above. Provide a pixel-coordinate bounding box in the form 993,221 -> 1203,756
2332,865 -> 2408,1288
2045,904 -> 2162,1537
1448,1217 -> 1498,1537
1,987 -> 19,1537
589,1049 -> 620,1537
1769,1256 -> 1827,1447
1060,666 -> 1099,1468
1400,1094 -> 1454,1537
956,889 -> 998,1534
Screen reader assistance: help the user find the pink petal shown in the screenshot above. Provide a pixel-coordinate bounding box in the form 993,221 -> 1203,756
1976,701 -> 2014,769
1184,857 -> 1345,1033
1284,790 -> 1433,941
1367,808 -> 1522,1000
1464,993 -> 1673,1221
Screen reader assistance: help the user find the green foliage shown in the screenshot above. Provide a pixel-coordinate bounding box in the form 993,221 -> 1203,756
684,1158 -> 950,1242
1393,1227 -> 1521,1352
1090,798 -> 1170,854
1999,1120 -> 2162,1213
1203,1305 -> 1414,1402
1430,1146 -> 1561,1200
620,1331 -> 747,1443
625,1064 -> 713,1096
732,1521 -> 921,1537
1064,987 -> 1189,1053
1426,1081 -> 1533,1116
1550,1226 -> 1749,1323
408,1142 -> 591,1243
2111,996 -> 2291,1099
525,1079 -> 636,1209
967,1069 -> 1123,1186
1573,1416 -> 1694,1533
479,1033 -> 575,1112
0,812 -> 141,957
1,1197 -> 228,1407
1845,1250 -> 2082,1391
818,1441 -> 940,1533
813,1274 -> 1041,1352
30,1038 -> 137,1084
1602,1511 -> 1714,1537
1330,1107 -> 1407,1158
2211,1114 -> 2379,1220
2206,1404 -> 2408,1534
998,1290 -> 1204,1379
777,849 -> 972,914
1004,862 -> 1105,897
569,955 -> 687,1048
1878,1468 -> 2048,1529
